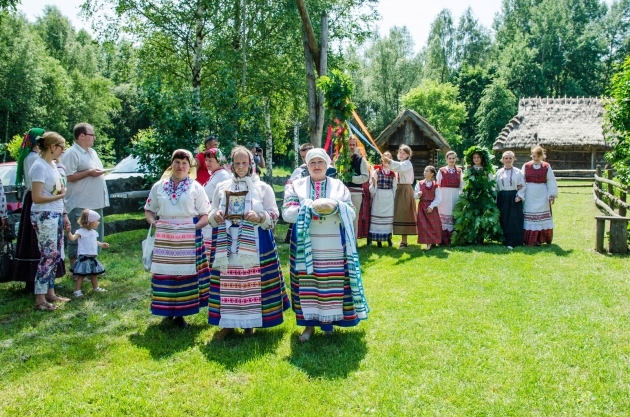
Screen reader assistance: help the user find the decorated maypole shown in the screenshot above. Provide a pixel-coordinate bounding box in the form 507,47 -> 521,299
316,69 -> 357,182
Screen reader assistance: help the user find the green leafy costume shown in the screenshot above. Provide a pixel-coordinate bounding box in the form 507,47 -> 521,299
452,146 -> 503,245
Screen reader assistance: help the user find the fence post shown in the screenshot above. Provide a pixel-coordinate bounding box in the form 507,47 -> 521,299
606,165 -> 615,211
596,217 -> 605,252
621,191 -> 627,217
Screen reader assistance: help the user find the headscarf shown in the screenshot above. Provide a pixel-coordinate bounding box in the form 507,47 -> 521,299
205,148 -> 227,167
305,148 -> 332,166
159,149 -> 198,180
16,128 -> 44,186
87,210 -> 101,222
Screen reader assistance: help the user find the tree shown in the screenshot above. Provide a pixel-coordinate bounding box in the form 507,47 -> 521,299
604,57 -> 630,185
455,64 -> 492,151
454,7 -> 491,70
423,9 -> 455,83
475,79 -> 517,150
401,80 -> 466,149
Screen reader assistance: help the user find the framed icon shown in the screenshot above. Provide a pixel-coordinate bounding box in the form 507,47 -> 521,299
224,190 -> 249,220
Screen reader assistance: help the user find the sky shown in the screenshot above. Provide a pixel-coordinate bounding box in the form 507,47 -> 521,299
17,0 -> 506,51
15,0 -> 614,52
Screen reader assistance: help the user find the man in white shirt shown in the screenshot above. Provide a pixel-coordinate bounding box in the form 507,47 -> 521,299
61,122 -> 109,267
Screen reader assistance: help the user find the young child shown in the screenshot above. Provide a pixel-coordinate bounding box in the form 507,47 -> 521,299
368,151 -> 397,247
65,209 -> 110,297
415,166 -> 442,250
383,144 -> 417,248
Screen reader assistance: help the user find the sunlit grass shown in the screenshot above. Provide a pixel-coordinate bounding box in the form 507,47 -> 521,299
1,186 -> 629,416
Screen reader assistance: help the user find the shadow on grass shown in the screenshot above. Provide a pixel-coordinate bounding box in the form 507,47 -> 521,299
286,328 -> 367,379
358,245 -> 450,269
200,327 -> 285,370
128,319 -> 204,359
452,243 -> 573,257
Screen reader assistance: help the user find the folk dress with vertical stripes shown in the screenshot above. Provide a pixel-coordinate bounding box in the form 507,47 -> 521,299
415,180 -> 442,244
207,175 -> 290,329
436,166 -> 463,245
201,167 -> 231,304
283,176 -> 369,331
521,161 -> 558,245
144,177 -> 211,317
368,166 -> 397,242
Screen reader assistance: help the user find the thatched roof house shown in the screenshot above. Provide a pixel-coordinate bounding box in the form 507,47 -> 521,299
376,109 -> 451,178
493,97 -> 612,170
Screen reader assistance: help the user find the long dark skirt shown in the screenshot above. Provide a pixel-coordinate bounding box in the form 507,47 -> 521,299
497,190 -> 524,247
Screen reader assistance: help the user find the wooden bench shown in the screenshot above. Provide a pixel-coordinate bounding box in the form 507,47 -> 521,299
595,216 -> 630,254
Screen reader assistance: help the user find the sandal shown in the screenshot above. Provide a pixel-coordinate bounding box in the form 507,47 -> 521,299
399,243 -> 408,249
243,328 -> 255,336
35,301 -> 57,311
46,295 -> 70,303
299,327 -> 315,342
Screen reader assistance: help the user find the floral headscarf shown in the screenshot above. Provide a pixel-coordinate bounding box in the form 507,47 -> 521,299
16,128 -> 44,186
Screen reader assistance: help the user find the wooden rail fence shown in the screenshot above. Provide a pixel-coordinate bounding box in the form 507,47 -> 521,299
593,165 -> 629,253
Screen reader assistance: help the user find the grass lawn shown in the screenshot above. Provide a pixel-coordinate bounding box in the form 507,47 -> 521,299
1,185 -> 629,416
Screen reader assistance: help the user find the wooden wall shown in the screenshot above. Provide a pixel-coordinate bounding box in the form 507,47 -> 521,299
507,148 -> 608,170
381,119 -> 443,179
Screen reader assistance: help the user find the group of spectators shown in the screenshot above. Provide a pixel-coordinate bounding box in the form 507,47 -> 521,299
12,124 -> 109,311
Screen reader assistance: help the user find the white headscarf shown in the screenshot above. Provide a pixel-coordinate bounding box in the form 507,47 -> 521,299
305,148 -> 331,166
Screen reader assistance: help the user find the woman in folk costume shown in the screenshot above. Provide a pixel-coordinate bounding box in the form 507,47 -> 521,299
521,145 -> 558,245
436,151 -> 463,245
368,151 -> 397,247
201,148 -> 230,263
496,151 -> 526,249
382,144 -> 417,249
283,148 -> 369,342
14,128 -> 46,291
415,166 -> 442,250
144,149 -> 211,328
452,146 -> 503,245
207,146 -> 289,340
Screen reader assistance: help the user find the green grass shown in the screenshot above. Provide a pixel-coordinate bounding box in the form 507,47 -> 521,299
103,212 -> 146,222
1,187 -> 629,416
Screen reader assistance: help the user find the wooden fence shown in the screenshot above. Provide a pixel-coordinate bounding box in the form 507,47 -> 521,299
593,165 -> 629,253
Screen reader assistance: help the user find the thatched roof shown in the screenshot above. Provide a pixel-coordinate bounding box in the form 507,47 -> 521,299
375,109 -> 450,150
493,97 -> 611,150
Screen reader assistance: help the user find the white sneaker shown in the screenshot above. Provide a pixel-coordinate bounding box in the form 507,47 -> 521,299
73,290 -> 83,298
93,287 -> 107,293
507,246 -> 514,250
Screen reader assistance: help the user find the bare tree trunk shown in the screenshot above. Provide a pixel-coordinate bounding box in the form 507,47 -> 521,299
295,0 -> 320,66
316,12 -> 328,145
241,0 -> 247,94
302,30 -> 321,147
294,122 -> 300,169
192,0 -> 205,146
265,97 -> 273,181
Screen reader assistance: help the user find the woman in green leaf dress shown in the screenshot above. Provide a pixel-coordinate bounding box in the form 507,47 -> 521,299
451,146 -> 503,245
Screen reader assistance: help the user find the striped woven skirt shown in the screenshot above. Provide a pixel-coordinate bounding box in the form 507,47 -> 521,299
290,215 -> 361,331
393,184 -> 418,235
208,227 -> 290,328
150,218 -> 210,317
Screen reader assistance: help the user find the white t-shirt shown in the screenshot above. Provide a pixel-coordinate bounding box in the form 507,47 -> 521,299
23,151 -> 39,190
76,228 -> 99,256
61,143 -> 109,212
29,158 -> 65,213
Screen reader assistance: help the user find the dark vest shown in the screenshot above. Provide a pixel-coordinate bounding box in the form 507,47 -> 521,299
344,154 -> 363,188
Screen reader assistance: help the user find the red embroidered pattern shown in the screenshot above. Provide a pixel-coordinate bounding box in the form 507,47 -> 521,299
439,167 -> 461,188
524,162 -> 549,184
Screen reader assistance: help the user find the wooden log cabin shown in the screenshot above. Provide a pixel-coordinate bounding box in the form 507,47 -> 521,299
493,97 -> 612,171
375,109 -> 451,179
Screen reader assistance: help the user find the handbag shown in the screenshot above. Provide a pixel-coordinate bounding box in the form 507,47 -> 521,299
141,225 -> 155,271
0,228 -> 15,283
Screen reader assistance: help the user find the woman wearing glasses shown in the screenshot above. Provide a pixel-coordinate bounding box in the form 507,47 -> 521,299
29,132 -> 71,311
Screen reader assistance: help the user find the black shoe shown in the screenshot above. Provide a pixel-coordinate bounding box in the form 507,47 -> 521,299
377,241 -> 382,247
173,317 -> 189,328
388,239 -> 393,247
367,239 -> 372,246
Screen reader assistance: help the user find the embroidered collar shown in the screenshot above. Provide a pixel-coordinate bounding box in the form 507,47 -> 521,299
163,176 -> 191,205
